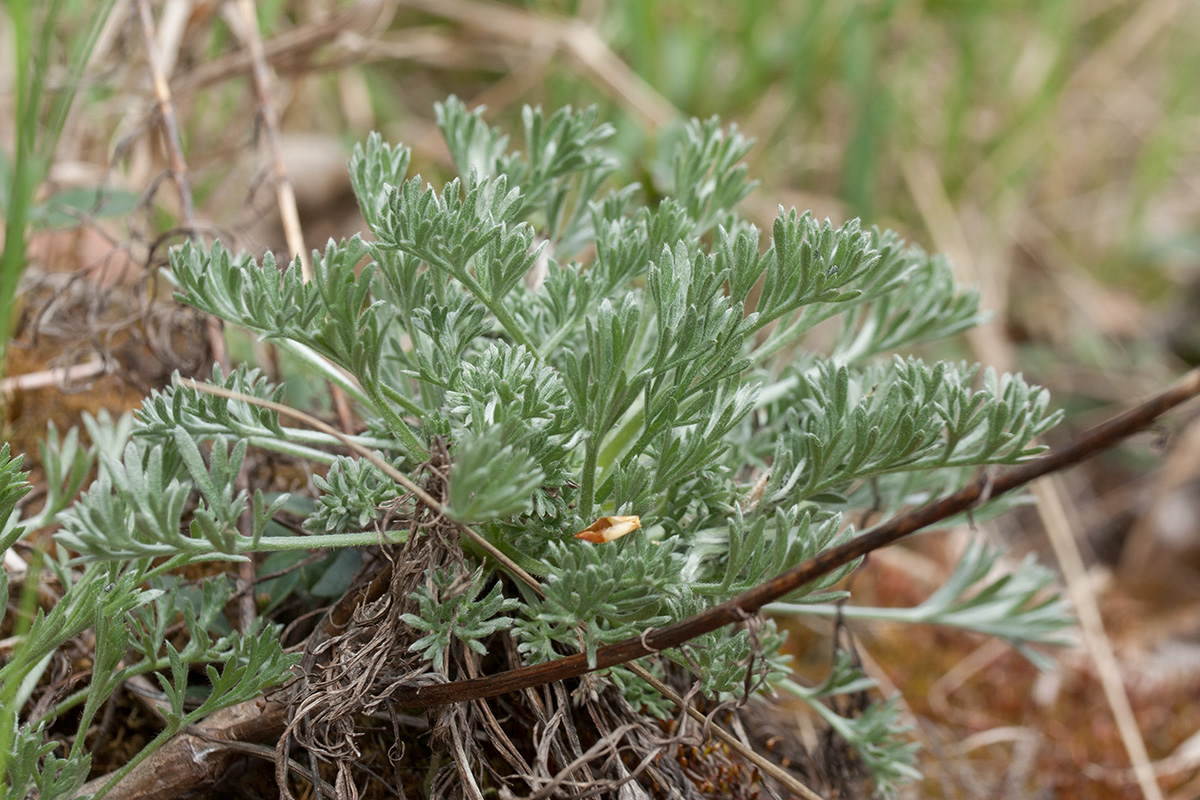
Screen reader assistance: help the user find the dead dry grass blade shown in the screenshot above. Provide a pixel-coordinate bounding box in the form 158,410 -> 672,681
135,0 -> 228,370
169,1 -> 394,96
223,0 -> 311,281
927,637 -> 1012,730
1033,476 -> 1166,800
900,151 -> 1013,373
0,357 -> 107,393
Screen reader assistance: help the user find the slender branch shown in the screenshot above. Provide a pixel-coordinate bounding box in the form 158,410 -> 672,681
136,0 -> 196,227
398,0 -> 678,128
385,366 -> 1200,709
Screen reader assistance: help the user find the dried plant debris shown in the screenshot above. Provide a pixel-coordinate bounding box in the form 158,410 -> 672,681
280,447 -> 464,796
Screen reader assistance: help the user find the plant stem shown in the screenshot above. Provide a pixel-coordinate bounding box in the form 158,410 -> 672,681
47,657 -> 171,723
594,392 -> 645,472
364,380 -> 426,456
378,383 -> 428,419
458,270 -> 540,355
275,340 -> 373,408
536,315 -> 581,360
232,436 -> 338,464
91,720 -> 183,800
579,435 -> 598,518
252,529 -> 409,551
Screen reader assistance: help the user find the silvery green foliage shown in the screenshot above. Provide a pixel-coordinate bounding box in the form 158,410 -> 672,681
55,429 -> 288,563
307,455 -> 401,534
3,98 -> 1071,796
772,539 -> 1075,669
401,567 -> 521,671
167,98 -> 1065,789
0,423 -> 298,799
513,534 -> 678,667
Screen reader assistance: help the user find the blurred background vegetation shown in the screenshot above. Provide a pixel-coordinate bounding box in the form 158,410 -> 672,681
2,1 -> 1199,797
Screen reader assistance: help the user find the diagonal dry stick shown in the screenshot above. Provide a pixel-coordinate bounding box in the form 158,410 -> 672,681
397,0 -> 678,128
136,0 -> 197,228
380,365 -> 1200,710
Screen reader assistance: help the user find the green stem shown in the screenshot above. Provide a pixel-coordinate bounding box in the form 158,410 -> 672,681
277,430 -> 401,451
140,554 -> 210,584
177,425 -> 402,461
90,529 -> 411,572
753,375 -> 800,409
91,721 -> 184,800
251,529 -> 409,552
46,656 -> 169,723
750,313 -> 812,364
490,301 -> 540,354
236,435 -> 337,464
0,0 -> 34,381
592,393 -> 649,496
457,271 -> 540,355
278,340 -> 429,422
579,435 -> 598,518
378,382 -> 428,419
536,312 -> 584,360
364,380 -> 426,457
274,340 -> 374,408
588,305 -> 657,501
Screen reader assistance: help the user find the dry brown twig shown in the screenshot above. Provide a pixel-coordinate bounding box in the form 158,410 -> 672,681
397,0 -> 678,128
169,2 -> 395,96
0,357 -> 107,394
377,365 -> 1200,709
